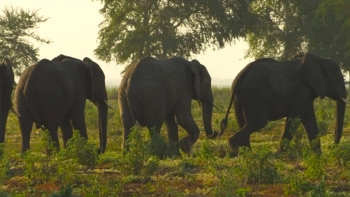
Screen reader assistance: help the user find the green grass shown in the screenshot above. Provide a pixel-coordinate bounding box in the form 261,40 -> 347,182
1,87 -> 350,196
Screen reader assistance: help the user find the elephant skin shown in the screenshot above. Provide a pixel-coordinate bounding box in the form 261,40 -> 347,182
15,54 -> 108,154
220,53 -> 348,156
119,56 -> 218,156
0,58 -> 15,144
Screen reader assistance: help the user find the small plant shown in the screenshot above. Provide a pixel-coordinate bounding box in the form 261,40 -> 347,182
61,130 -> 99,169
235,146 -> 280,186
51,184 -> 77,197
117,126 -> 159,176
329,142 -> 350,170
216,169 -> 251,197
23,131 -> 59,184
149,128 -> 178,159
0,191 -> 9,197
303,152 -> 326,181
0,144 -> 10,183
279,117 -> 310,161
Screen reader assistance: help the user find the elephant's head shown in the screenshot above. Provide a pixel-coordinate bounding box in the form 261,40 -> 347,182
301,53 -> 348,144
190,60 -> 218,139
83,57 -> 109,153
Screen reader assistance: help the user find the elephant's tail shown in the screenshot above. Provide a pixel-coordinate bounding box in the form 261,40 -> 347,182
219,89 -> 236,137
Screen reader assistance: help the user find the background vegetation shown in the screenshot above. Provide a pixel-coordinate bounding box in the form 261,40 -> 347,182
0,87 -> 350,196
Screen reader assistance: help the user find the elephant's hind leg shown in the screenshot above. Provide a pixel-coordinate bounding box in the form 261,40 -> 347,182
18,110 -> 33,154
60,114 -> 73,148
48,125 -> 60,153
228,102 -> 269,156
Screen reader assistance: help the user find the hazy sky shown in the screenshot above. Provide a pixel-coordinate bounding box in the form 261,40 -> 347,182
1,0 -> 252,86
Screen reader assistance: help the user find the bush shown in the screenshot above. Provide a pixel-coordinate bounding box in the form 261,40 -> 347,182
116,126 -> 159,176
61,130 -> 99,170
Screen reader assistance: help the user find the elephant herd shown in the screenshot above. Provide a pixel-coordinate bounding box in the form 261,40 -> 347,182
0,52 -> 348,157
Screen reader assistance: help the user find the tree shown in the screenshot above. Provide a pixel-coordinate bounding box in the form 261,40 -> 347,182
313,0 -> 350,71
94,0 -> 258,65
244,0 -> 350,73
0,6 -> 50,77
244,0 -> 321,60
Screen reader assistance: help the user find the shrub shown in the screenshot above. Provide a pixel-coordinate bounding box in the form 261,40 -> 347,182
235,146 -> 280,185
117,126 -> 159,176
61,130 -> 99,170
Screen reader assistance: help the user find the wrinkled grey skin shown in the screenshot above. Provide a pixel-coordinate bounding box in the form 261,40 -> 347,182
119,56 -> 218,155
15,54 -> 108,154
0,58 -> 15,143
221,53 -> 347,156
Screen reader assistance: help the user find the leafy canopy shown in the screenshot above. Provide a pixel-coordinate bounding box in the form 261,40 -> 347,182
0,6 -> 50,76
94,0 -> 258,65
245,0 -> 350,71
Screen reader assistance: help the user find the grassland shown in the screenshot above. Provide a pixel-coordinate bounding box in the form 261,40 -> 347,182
1,87 -> 350,196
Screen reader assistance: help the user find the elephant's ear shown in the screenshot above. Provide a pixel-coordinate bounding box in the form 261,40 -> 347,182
301,54 -> 326,99
2,57 -> 11,66
190,60 -> 202,100
83,57 -> 95,100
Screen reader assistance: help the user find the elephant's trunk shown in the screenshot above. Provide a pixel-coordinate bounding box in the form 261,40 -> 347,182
335,99 -> 346,144
201,101 -> 218,139
97,101 -> 108,153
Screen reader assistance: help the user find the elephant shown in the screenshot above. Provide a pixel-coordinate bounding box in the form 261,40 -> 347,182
118,56 -> 218,156
0,57 -> 15,143
220,53 -> 349,156
15,54 -> 109,154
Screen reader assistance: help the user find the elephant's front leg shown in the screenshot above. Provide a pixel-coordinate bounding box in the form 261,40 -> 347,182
301,107 -> 321,154
278,116 -> 300,153
176,113 -> 200,154
165,115 -> 180,157
70,105 -> 88,139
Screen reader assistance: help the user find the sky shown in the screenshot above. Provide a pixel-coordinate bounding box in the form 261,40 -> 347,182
1,0 -> 252,87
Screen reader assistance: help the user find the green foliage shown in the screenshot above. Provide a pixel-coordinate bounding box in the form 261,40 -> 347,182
23,131 -> 59,184
149,129 -> 178,159
245,0 -> 350,72
0,192 -> 9,197
329,142 -> 350,170
94,0 -> 256,65
51,185 -> 77,197
23,150 -> 59,184
215,164 -> 251,197
117,126 -> 159,176
3,87 -> 350,196
303,153 -> 326,181
62,130 -> 99,170
279,117 -> 310,161
235,147 -> 281,185
0,6 -> 50,76
0,144 -> 10,183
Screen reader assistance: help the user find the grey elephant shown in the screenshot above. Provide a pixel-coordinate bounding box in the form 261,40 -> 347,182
220,53 -> 349,156
15,54 -> 109,154
0,57 -> 15,143
119,56 -> 218,155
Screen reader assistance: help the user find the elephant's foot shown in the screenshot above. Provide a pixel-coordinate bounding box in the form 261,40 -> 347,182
227,134 -> 250,158
179,136 -> 195,154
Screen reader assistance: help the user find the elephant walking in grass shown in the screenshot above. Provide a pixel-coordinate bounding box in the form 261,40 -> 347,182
0,58 -> 15,144
119,56 -> 218,156
15,55 -> 109,154
220,53 -> 349,156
